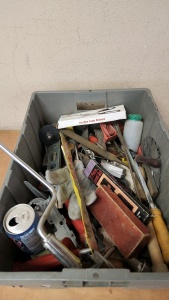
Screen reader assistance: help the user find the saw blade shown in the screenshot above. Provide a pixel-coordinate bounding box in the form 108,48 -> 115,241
141,137 -> 161,189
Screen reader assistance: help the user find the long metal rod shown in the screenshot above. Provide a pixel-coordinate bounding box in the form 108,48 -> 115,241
132,159 -> 156,209
123,146 -> 155,209
113,122 -> 141,201
0,143 -> 81,268
0,143 -> 55,196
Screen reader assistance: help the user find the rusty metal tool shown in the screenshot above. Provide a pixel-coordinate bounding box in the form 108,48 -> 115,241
60,132 -> 98,251
59,129 -> 126,165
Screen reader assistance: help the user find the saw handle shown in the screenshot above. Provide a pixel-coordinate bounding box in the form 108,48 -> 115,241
151,207 -> 169,264
135,155 -> 161,168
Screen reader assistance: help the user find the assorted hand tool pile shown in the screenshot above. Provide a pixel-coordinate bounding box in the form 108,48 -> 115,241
1,106 -> 169,273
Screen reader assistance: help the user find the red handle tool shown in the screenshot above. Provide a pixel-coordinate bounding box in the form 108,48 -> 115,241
100,122 -> 124,144
13,238 -> 80,272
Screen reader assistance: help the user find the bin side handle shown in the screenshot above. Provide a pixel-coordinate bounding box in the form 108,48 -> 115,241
76,102 -> 105,110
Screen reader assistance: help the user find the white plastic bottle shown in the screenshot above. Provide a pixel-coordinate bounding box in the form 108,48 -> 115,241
123,114 -> 143,152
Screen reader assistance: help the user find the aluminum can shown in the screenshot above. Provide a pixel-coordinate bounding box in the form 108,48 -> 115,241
3,204 -> 44,254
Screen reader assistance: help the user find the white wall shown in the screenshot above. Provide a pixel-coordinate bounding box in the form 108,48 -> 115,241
0,0 -> 169,129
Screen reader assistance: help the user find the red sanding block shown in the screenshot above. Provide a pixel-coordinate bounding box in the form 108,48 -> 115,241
89,185 -> 150,258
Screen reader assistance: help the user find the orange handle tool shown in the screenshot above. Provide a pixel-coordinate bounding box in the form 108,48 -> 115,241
147,221 -> 168,272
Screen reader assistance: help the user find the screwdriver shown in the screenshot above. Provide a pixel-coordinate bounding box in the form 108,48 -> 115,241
113,122 -> 168,270
127,148 -> 169,265
89,135 -> 104,149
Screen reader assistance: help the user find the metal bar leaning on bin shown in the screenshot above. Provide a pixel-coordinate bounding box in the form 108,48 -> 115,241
0,142 -> 81,268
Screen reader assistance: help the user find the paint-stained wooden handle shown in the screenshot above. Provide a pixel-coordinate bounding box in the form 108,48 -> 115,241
151,207 -> 169,264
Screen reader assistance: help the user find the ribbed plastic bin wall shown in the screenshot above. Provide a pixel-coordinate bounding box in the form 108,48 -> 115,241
0,89 -> 169,289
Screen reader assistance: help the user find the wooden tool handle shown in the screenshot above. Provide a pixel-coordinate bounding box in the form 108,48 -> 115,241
147,221 -> 168,272
151,207 -> 169,264
136,155 -> 161,168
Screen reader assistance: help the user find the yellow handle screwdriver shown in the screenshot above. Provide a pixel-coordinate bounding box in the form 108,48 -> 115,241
113,122 -> 168,270
132,157 -> 169,264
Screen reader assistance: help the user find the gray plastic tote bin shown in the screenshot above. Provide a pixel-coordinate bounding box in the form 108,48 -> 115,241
0,89 -> 169,289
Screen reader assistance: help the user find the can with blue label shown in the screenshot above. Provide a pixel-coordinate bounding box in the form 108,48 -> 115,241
3,204 -> 44,255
